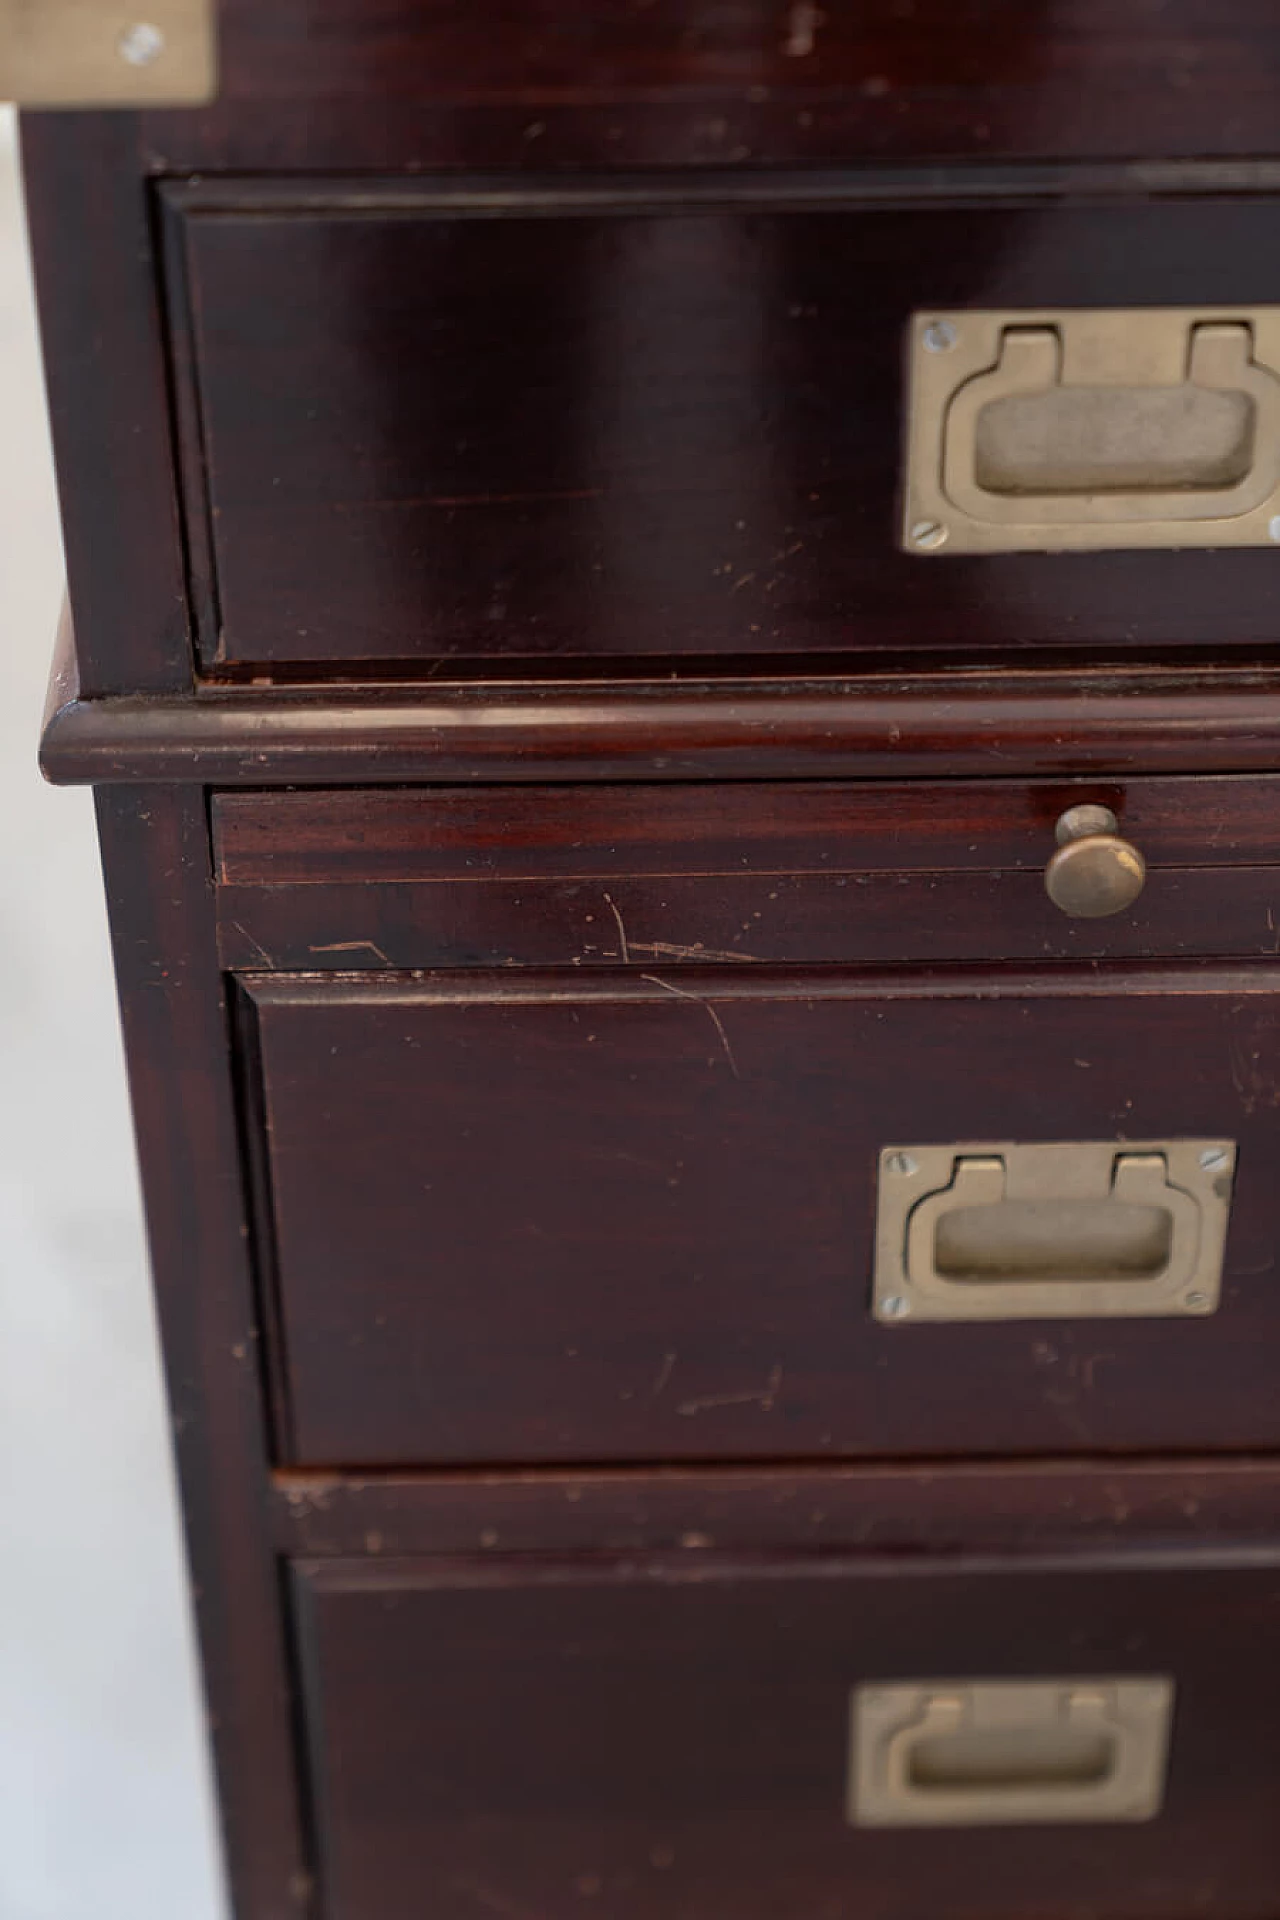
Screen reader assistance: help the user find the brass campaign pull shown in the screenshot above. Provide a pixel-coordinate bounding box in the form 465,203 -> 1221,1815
972,327 -> 1257,498
849,1679 -> 1175,1827
950,322 -> 1277,523
873,1139 -> 1235,1322
903,307 -> 1280,553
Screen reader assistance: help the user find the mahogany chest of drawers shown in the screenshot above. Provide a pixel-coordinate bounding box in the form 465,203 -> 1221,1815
25,5 -> 1280,1916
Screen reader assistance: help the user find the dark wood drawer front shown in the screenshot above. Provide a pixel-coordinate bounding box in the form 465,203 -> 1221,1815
293,1548 -> 1280,1920
244,967 -> 1278,1467
214,776 -> 1280,972
172,186 -> 1280,677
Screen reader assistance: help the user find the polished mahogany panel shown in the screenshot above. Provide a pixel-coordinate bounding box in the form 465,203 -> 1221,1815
171,186 -> 1280,676
212,777 -> 1280,884
20,117 -> 192,696
143,0 -> 1280,173
293,1547 -> 1280,1920
40,667 -> 1280,788
213,777 -> 1280,972
94,789 -> 309,1910
243,966 -> 1280,1467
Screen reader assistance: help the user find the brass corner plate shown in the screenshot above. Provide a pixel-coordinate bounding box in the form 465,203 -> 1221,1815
903,306 -> 1280,554
849,1677 -> 1175,1828
1,0 -> 216,107
873,1139 -> 1236,1324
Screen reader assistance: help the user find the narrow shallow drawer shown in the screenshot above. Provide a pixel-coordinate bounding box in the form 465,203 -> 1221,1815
170,185 -> 1280,676
214,775 -> 1280,972
241,964 -> 1278,1467
292,1544 -> 1280,1920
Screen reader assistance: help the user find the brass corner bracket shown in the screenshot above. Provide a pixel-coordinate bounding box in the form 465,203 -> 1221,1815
0,0 -> 216,107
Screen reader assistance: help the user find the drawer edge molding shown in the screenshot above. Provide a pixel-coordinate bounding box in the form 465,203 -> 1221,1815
39,667 -> 1280,786
270,1457 -> 1280,1559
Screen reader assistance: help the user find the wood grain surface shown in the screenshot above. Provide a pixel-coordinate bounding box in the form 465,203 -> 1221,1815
168,185 -> 1280,674
241,965 -> 1280,1467
293,1544 -> 1280,1919
142,1 -> 1280,173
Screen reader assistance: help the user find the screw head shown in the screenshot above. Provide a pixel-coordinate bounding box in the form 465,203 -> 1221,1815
910,520 -> 949,551
1198,1146 -> 1230,1171
118,21 -> 165,65
881,1295 -> 911,1320
1183,1290 -> 1211,1313
1269,514 -> 1280,544
885,1152 -> 918,1176
923,319 -> 958,353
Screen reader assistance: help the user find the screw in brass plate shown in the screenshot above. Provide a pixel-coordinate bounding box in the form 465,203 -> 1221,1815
885,1152 -> 918,1176
923,319 -> 958,353
118,22 -> 166,65
880,1295 -> 911,1320
910,520 -> 949,551
1198,1146 -> 1230,1172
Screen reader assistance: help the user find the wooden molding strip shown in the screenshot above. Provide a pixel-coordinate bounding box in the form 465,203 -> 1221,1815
39,663 -> 1280,787
270,1455 -> 1280,1559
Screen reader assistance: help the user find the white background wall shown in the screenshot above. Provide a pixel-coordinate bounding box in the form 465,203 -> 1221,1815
0,107 -> 225,1920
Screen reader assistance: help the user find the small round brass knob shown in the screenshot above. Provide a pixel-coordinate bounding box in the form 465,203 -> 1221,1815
1045,804 -> 1146,919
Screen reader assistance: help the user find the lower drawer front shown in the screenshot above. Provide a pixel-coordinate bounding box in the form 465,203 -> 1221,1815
244,965 -> 1276,1466
293,1548 -> 1280,1920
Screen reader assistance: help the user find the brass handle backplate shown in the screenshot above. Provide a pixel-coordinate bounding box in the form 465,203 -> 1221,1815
902,306 -> 1280,554
849,1678 -> 1176,1828
0,0 -> 216,106
873,1138 -> 1235,1324
1045,803 -> 1146,919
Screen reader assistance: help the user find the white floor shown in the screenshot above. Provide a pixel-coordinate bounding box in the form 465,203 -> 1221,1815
0,109 -> 227,1920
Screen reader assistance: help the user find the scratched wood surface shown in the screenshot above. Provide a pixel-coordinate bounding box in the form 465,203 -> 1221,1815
218,867 -> 1280,974
293,1548 -> 1280,1919
212,778 -> 1280,973
241,967 -> 1280,1466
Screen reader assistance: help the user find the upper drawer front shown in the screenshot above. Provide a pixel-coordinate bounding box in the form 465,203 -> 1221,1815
214,776 -> 1280,972
170,186 -> 1280,678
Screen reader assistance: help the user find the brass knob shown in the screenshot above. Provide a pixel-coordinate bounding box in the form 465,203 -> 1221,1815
1045,804 -> 1146,919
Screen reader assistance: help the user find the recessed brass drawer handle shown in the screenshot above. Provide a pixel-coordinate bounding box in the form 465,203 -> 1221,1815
874,1140 -> 1235,1323
902,307 -> 1280,553
849,1678 -> 1175,1827
1045,803 -> 1146,919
